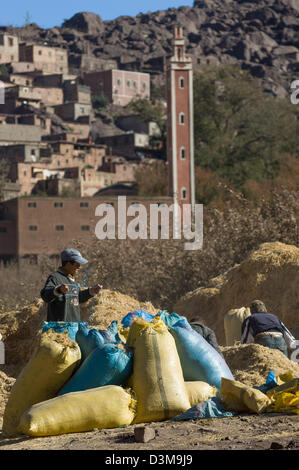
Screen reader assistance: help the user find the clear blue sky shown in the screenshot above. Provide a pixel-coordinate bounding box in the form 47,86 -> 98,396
2,1 -> 194,29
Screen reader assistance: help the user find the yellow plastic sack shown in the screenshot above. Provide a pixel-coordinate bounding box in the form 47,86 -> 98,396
220,377 -> 272,414
224,307 -> 251,346
19,385 -> 136,436
266,377 -> 299,415
2,330 -> 81,437
127,317 -> 191,424
185,381 -> 217,407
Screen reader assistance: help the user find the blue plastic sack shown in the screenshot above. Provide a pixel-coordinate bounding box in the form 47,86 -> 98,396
158,311 -> 188,328
42,321 -> 84,341
58,343 -> 133,395
75,321 -> 122,364
254,370 -> 278,394
169,319 -> 234,389
121,309 -> 155,329
172,397 -> 238,421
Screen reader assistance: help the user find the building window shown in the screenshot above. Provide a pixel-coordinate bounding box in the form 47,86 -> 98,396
179,77 -> 185,88
54,202 -> 63,208
29,225 -> 37,231
11,55 -> 14,61
28,202 -> 36,208
38,50 -> 42,55
179,112 -> 185,125
180,147 -> 186,160
80,202 -> 89,207
181,187 -> 187,200
55,225 -> 64,231
133,81 -> 137,89
8,37 -> 13,46
0,227 -> 7,233
81,225 -> 90,231
127,80 -> 131,88
117,78 -> 121,87
142,82 -> 147,91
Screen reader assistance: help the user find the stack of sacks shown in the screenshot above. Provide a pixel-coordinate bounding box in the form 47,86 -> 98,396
5,310 -> 236,438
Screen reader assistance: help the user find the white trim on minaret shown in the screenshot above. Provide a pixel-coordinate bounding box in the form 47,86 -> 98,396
189,68 -> 195,212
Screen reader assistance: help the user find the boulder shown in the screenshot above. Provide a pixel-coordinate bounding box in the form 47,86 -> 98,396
174,242 -> 299,345
62,12 -> 105,36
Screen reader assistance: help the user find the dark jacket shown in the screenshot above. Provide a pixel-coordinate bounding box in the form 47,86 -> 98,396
241,312 -> 293,346
190,322 -> 224,357
40,269 -> 93,322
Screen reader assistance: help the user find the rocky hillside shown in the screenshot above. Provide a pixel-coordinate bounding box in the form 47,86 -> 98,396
2,0 -> 299,98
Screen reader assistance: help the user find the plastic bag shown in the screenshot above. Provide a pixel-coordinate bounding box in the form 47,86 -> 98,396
42,321 -> 83,341
121,309 -> 155,329
58,343 -> 133,395
158,311 -> 188,328
75,321 -> 121,364
172,397 -> 238,421
266,375 -> 299,414
126,317 -> 190,423
169,319 -> 234,389
19,385 -> 136,436
2,330 -> 81,437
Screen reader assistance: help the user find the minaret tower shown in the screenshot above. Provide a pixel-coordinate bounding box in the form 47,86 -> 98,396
166,25 -> 195,211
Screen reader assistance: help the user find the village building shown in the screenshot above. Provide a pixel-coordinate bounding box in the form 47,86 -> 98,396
97,132 -> 151,159
0,124 -> 42,145
82,69 -> 150,106
19,43 -> 69,75
0,33 -> 19,64
116,114 -> 161,137
0,195 -> 173,263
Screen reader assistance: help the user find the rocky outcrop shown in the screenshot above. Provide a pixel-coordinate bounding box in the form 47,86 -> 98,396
7,0 -> 299,98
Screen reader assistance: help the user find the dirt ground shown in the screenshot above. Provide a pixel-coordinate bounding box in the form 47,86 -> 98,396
0,413 -> 298,451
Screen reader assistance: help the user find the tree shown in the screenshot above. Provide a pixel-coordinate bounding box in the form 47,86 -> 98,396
193,66 -> 299,187
0,159 -> 9,202
127,98 -> 167,159
92,93 -> 109,109
135,160 -> 168,197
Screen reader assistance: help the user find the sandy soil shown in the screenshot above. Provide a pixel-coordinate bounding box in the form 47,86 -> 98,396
0,414 -> 298,451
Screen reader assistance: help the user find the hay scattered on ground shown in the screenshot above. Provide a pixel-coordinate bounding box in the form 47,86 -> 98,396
222,343 -> 299,387
0,367 -> 16,429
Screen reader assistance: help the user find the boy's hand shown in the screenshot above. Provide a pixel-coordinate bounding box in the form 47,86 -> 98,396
57,284 -> 69,294
90,284 -> 103,295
